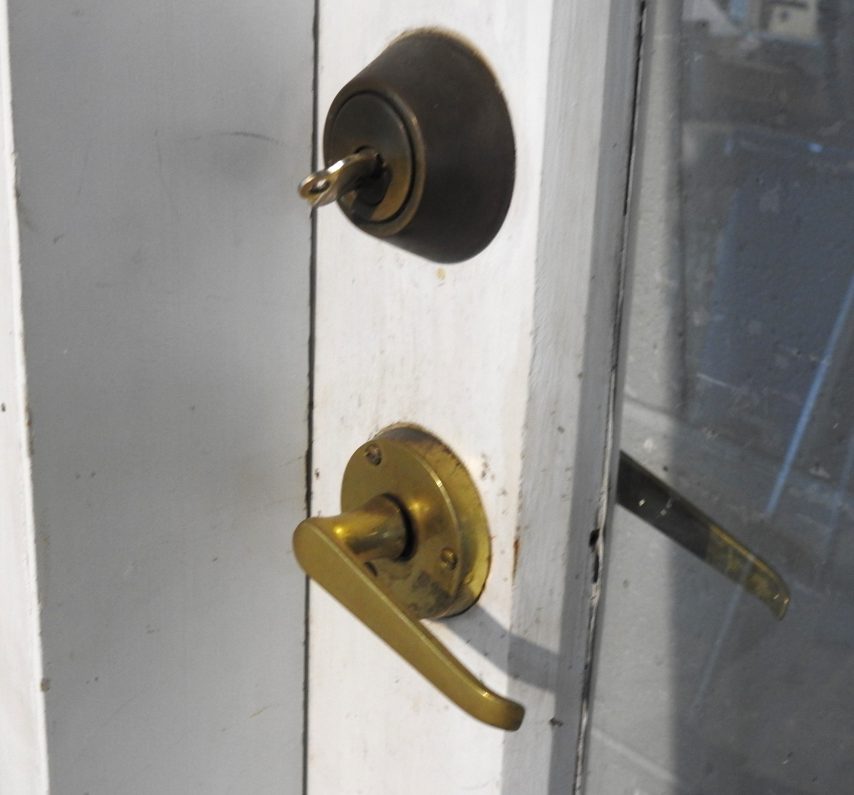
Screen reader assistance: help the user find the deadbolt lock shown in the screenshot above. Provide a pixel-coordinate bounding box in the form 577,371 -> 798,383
292,425 -> 524,730
299,30 -> 516,263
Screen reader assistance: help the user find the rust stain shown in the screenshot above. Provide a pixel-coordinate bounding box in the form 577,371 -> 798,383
512,536 -> 521,579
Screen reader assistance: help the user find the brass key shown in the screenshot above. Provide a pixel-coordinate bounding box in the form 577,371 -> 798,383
298,149 -> 381,208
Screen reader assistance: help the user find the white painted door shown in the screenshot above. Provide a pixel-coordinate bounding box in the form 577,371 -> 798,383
307,3 -> 639,793
1,1 -> 313,792
0,2 -> 639,793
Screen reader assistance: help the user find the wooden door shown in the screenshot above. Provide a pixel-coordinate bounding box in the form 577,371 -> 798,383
307,3 -> 640,793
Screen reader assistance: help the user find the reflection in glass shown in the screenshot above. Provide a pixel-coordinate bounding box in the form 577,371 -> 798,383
587,1 -> 854,793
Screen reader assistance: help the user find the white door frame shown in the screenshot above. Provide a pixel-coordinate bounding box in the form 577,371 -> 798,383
309,2 -> 640,792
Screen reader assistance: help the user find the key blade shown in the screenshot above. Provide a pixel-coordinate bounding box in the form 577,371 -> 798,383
298,150 -> 380,208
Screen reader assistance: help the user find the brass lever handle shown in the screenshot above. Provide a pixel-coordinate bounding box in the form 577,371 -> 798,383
293,426 -> 524,731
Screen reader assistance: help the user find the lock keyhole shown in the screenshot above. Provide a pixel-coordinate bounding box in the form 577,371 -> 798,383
327,91 -> 415,225
350,147 -> 391,207
300,30 -> 514,263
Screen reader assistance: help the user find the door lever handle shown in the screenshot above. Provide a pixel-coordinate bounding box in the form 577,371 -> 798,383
293,426 -> 524,731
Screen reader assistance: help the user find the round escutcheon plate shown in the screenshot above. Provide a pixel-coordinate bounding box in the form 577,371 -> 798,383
340,424 -> 490,620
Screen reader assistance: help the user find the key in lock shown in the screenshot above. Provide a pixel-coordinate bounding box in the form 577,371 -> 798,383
299,30 -> 516,264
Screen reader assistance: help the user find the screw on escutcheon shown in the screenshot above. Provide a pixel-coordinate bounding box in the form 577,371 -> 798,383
364,443 -> 382,466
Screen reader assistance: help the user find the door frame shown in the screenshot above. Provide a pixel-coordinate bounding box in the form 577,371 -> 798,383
307,3 -> 641,792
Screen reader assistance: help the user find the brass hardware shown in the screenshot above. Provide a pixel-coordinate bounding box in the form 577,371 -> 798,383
299,30 -> 516,263
617,453 -> 790,619
293,425 -> 524,730
298,149 -> 382,208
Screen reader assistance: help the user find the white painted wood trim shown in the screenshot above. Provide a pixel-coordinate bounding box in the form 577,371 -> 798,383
0,0 -> 48,787
310,2 -> 638,793
4,3 -> 313,790
506,4 -> 641,792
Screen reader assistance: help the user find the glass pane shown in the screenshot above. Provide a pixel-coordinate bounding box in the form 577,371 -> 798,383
586,1 -> 854,792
